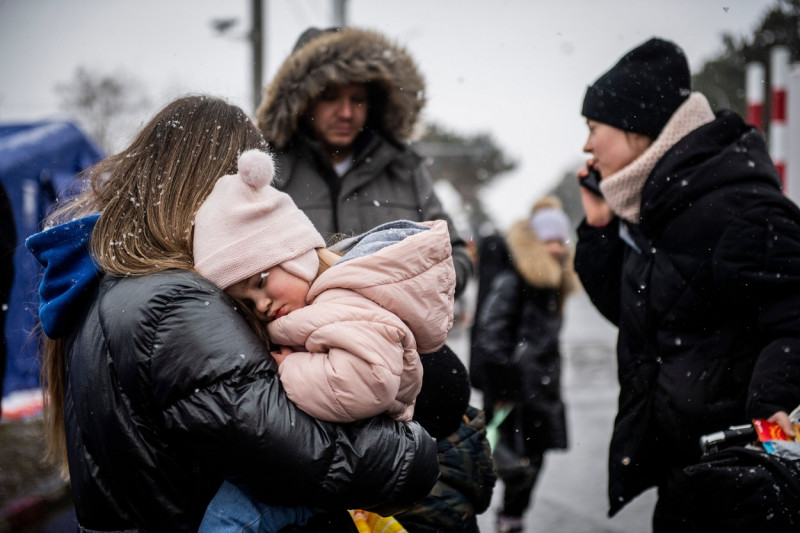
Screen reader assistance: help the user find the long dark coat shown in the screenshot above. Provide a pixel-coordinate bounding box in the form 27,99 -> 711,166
575,110 -> 800,516
473,214 -> 578,456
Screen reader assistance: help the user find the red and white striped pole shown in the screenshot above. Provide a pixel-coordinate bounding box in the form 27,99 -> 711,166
770,46 -> 790,188
746,62 -> 765,131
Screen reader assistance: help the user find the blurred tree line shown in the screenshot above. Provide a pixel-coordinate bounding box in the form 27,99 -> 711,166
55,67 -> 149,155
414,124 -> 516,238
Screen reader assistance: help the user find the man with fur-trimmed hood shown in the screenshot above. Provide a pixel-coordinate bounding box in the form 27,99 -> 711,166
256,26 -> 473,298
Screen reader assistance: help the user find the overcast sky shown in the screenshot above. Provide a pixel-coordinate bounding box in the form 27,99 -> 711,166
0,0 -> 774,229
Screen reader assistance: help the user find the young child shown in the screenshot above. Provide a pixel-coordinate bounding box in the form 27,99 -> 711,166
192,149 -> 457,531
394,348 -> 497,533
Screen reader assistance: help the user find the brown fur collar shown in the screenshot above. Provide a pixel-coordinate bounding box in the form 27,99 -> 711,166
506,219 -> 579,299
256,27 -> 426,150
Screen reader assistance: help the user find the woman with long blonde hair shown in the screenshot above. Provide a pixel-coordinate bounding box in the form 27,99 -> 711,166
26,95 -> 437,533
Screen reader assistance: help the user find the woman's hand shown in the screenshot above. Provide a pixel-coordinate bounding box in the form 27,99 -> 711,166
578,161 -> 614,228
270,345 -> 293,366
767,410 -> 796,439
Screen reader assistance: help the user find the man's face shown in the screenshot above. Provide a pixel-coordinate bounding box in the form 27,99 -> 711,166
308,83 -> 369,155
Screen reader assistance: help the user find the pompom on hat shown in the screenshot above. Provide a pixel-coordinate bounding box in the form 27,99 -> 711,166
194,149 -> 325,289
581,37 -> 691,139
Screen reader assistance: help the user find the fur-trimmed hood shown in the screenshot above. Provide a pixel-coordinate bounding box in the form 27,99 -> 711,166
257,27 -> 426,150
505,197 -> 579,297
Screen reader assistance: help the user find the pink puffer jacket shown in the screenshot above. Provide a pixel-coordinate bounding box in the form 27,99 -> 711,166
268,220 -> 456,422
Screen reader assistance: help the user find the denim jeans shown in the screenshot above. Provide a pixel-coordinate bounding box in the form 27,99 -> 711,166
199,480 -> 321,533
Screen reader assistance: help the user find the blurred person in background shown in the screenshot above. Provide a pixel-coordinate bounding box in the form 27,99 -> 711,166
472,196 -> 578,533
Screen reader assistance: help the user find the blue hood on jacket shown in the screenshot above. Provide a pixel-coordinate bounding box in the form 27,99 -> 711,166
25,213 -> 101,338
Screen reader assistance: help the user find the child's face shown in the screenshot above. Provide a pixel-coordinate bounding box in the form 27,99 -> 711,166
226,265 -> 310,323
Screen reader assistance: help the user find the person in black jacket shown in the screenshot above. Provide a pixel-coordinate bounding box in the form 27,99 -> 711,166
472,196 -> 578,533
25,95 -> 439,533
574,37 -> 800,530
469,232 -> 513,394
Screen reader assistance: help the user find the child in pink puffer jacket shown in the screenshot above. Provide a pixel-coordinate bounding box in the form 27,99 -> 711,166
193,149 -> 456,532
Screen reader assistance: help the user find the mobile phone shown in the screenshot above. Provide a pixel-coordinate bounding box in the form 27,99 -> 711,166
579,168 -> 603,198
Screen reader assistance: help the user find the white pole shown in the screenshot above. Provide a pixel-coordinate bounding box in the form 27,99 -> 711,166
333,0 -> 347,26
770,46 -> 790,190
787,63 -> 800,206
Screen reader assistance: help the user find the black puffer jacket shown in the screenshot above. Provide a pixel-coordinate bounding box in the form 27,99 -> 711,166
473,216 -> 578,456
63,271 -> 438,532
576,111 -> 800,516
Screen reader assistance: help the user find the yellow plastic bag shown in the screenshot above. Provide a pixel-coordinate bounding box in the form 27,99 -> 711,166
349,509 -> 407,533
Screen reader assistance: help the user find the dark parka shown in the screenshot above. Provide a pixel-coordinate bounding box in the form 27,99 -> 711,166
27,211 -> 439,533
256,27 -> 473,298
575,111 -> 800,516
473,210 -> 579,456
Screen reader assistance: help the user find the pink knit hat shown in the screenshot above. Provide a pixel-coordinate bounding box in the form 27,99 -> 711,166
193,149 -> 326,289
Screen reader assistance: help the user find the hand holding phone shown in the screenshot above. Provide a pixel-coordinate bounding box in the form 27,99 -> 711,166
578,165 -> 614,227
579,167 -> 603,198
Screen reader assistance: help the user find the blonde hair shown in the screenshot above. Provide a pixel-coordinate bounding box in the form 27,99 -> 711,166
530,194 -> 564,214
41,95 -> 267,475
316,247 -> 343,278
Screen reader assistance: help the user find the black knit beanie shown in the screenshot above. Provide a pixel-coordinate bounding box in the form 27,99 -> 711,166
581,37 -> 691,138
414,346 -> 471,440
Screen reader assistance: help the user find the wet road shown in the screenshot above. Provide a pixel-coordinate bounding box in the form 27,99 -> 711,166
450,289 -> 657,532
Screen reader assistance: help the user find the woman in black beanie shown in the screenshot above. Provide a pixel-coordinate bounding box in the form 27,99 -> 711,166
574,37 -> 800,530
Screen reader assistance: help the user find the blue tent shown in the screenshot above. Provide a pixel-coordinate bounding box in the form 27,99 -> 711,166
0,121 -> 103,400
